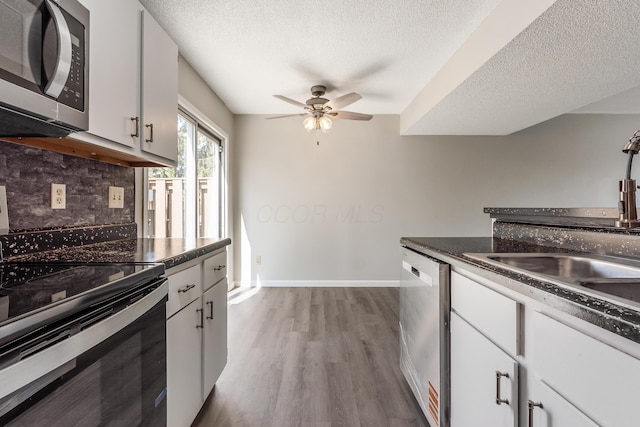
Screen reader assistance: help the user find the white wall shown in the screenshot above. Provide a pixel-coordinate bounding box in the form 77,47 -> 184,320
233,113 -> 639,286
178,56 -> 234,134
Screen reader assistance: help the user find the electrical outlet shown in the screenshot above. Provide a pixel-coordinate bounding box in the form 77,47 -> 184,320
256,256 -> 262,265
108,186 -> 124,209
51,183 -> 66,209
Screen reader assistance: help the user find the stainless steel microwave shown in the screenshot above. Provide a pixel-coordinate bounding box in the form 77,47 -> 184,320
0,0 -> 89,137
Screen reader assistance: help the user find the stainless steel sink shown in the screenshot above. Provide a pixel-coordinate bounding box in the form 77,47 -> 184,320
464,253 -> 640,307
477,254 -> 640,279
578,278 -> 640,302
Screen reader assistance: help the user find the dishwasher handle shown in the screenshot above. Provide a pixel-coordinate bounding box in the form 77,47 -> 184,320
402,261 -> 434,286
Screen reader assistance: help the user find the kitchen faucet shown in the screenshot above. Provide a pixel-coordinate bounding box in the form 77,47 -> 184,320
616,130 -> 640,228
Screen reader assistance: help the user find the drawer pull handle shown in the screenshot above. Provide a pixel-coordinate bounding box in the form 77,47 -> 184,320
495,371 -> 510,405
206,300 -> 214,319
528,400 -> 543,427
196,308 -> 204,328
213,265 -> 226,271
178,284 -> 195,293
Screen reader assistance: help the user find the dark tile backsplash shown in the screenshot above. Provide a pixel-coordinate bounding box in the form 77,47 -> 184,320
0,140 -> 135,230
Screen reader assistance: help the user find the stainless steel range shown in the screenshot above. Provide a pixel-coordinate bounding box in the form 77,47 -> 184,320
0,262 -> 168,426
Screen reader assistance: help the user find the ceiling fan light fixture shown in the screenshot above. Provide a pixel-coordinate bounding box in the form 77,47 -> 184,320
319,116 -> 332,132
303,116 -> 318,132
303,115 -> 332,133
270,85 -> 371,133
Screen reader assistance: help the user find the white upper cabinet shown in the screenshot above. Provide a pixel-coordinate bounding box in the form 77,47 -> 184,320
140,9 -> 178,162
75,1 -> 178,166
78,0 -> 139,148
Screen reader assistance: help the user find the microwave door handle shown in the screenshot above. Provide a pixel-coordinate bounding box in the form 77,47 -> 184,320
43,0 -> 72,98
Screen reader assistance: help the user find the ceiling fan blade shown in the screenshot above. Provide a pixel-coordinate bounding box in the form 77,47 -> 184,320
273,95 -> 306,109
325,92 -> 362,110
265,113 -> 308,120
328,111 -> 373,121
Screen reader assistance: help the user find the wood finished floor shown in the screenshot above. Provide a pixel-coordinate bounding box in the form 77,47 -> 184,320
193,287 -> 429,427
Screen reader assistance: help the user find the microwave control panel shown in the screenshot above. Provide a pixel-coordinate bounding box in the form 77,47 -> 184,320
57,8 -> 85,112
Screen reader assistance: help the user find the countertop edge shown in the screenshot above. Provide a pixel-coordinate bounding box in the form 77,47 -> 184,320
160,238 -> 231,270
400,237 -> 640,345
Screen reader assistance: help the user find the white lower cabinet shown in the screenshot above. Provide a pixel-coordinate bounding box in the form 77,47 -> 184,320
527,310 -> 640,426
451,312 -> 518,427
526,375 -> 598,427
449,267 -> 640,427
203,278 -> 228,396
167,298 -> 203,427
166,249 -> 228,427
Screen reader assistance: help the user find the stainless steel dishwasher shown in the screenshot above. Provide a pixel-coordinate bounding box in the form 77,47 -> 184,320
400,246 -> 450,427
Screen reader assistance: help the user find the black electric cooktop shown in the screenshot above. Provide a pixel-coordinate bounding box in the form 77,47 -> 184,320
0,262 -> 165,348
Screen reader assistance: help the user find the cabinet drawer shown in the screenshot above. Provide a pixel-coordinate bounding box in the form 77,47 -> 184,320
167,264 -> 202,318
451,271 -> 520,356
203,251 -> 227,291
531,311 -> 640,426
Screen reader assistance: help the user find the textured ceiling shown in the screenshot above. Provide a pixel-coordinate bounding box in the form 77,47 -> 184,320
140,0 -> 640,135
140,0 -> 502,114
403,0 -> 640,135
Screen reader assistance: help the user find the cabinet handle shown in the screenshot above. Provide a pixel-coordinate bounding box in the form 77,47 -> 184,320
206,300 -> 214,319
527,400 -> 543,427
177,284 -> 195,293
495,371 -> 510,405
196,308 -> 204,329
145,123 -> 154,143
213,265 -> 226,271
130,116 -> 139,137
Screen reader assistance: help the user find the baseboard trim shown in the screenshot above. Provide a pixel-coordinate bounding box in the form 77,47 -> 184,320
234,280 -> 399,288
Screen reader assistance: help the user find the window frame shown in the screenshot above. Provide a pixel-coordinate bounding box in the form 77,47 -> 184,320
142,100 -> 228,240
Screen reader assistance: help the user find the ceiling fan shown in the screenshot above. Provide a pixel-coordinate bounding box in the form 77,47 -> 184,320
267,85 -> 372,133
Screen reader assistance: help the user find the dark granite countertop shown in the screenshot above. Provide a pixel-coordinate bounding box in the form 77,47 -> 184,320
401,236 -> 640,344
485,207 -> 619,218
5,237 -> 231,270
485,207 -> 640,231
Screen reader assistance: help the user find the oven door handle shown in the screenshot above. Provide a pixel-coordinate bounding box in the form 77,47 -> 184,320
0,280 -> 168,400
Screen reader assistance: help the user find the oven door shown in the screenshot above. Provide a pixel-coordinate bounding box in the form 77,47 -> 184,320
0,280 -> 168,426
